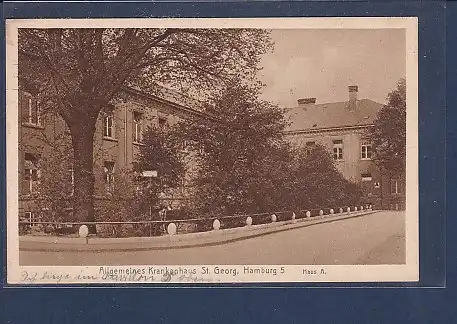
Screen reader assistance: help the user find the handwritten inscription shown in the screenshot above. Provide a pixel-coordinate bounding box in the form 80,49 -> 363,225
18,266 -> 329,284
20,266 -> 208,283
21,271 -> 72,283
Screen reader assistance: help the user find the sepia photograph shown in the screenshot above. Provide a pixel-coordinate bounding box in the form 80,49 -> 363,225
6,18 -> 418,284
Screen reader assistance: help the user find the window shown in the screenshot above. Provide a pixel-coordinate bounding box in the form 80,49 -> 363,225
23,211 -> 39,227
104,161 -> 115,192
361,140 -> 372,160
361,173 -> 372,181
158,117 -> 167,128
68,167 -> 74,195
390,179 -> 402,194
23,153 -> 40,194
103,111 -> 115,138
21,92 -> 41,126
133,112 -> 143,143
306,141 -> 315,146
333,140 -> 343,160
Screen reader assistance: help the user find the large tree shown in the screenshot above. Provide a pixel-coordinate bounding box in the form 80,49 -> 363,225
284,144 -> 363,210
176,82 -> 363,216
18,28 -> 272,225
137,125 -> 186,204
176,81 -> 289,215
369,78 -> 406,174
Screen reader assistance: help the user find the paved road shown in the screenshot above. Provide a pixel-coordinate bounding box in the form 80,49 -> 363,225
20,211 -> 405,266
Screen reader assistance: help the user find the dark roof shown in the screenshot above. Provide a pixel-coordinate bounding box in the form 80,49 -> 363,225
285,99 -> 384,132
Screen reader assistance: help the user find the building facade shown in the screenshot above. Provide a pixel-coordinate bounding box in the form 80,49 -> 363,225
18,85 -> 209,224
18,81 -> 406,227
284,86 -> 406,210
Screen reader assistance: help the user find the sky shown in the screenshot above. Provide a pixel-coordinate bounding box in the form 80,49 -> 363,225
258,29 -> 406,107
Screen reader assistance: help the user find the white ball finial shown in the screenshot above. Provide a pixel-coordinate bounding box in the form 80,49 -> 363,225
167,223 -> 177,235
213,219 -> 221,230
246,217 -> 253,226
79,225 -> 89,238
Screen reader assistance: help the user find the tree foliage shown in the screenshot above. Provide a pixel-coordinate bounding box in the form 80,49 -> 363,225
176,83 -> 362,216
95,168 -> 166,237
284,145 -> 363,210
174,82 -> 288,215
26,141 -> 74,224
369,78 -> 406,174
137,126 -> 186,195
18,28 -> 273,224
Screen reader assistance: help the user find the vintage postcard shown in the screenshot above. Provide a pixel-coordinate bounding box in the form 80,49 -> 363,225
6,17 -> 418,284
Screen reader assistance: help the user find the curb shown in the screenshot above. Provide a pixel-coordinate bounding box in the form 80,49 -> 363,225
20,210 -> 379,252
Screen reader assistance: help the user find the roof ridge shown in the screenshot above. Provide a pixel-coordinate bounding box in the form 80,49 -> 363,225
286,98 -> 382,110
284,97 -> 384,132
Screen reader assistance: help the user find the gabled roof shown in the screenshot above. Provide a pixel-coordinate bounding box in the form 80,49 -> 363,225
285,99 -> 384,132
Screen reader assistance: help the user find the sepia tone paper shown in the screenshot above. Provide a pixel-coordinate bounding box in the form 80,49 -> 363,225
6,17 -> 418,284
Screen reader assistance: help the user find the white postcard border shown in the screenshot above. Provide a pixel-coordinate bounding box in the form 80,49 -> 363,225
6,17 -> 419,285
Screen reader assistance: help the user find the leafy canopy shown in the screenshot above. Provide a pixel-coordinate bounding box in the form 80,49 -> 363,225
18,28 -> 273,125
18,28 -> 273,224
175,81 -> 288,215
369,78 -> 406,174
175,82 -> 362,216
138,125 -> 186,194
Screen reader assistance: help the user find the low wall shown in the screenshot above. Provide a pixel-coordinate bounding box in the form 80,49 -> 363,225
19,208 -> 378,252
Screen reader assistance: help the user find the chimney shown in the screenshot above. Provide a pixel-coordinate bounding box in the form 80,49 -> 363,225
348,85 -> 358,110
348,85 -> 358,102
297,98 -> 316,106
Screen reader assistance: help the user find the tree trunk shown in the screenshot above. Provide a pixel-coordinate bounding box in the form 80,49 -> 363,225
71,122 -> 97,233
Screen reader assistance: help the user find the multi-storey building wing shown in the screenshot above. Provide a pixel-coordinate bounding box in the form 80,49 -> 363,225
18,84 -> 210,223
18,78 -> 406,227
284,85 -> 406,210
